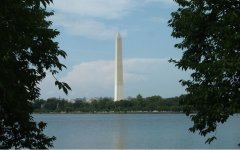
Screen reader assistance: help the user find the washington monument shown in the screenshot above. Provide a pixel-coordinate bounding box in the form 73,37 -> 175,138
114,32 -> 124,101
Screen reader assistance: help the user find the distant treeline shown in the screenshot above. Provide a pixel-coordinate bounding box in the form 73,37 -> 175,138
33,95 -> 185,113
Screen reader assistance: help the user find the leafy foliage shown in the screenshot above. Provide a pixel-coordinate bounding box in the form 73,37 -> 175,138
0,0 -> 70,148
169,0 -> 240,143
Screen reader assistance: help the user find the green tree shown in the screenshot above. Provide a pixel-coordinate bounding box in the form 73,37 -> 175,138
32,99 -> 45,112
90,100 -> 99,112
0,0 -> 70,148
136,94 -> 143,101
44,98 -> 58,112
73,100 -> 84,111
100,97 -> 114,111
169,0 -> 240,143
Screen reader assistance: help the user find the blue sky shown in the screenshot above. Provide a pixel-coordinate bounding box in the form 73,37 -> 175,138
40,0 -> 190,99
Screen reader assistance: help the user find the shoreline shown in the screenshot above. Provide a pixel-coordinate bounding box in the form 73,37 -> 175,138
33,111 -> 184,114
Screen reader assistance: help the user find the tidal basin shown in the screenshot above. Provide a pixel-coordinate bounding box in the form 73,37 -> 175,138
34,114 -> 240,149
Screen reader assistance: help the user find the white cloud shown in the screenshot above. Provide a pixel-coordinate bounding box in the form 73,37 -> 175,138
50,0 -> 132,40
62,60 -> 114,97
52,15 -> 127,40
145,0 -> 175,5
49,0 -> 175,39
51,0 -> 137,19
39,73 -> 64,99
40,58 -> 190,99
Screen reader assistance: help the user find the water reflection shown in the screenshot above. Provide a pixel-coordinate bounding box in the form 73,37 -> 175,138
114,115 -> 125,149
34,114 -> 240,149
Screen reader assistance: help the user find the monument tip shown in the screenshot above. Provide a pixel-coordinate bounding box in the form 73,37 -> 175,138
116,32 -> 121,38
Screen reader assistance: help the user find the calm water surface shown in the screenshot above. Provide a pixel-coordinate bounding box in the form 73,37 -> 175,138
34,114 -> 240,149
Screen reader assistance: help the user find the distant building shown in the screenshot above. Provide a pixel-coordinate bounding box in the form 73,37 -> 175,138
68,99 -> 76,104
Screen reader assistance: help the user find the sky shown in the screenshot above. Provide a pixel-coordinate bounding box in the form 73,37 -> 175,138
39,0 -> 191,99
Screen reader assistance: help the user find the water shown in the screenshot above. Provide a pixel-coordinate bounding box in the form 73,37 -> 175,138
34,114 -> 240,149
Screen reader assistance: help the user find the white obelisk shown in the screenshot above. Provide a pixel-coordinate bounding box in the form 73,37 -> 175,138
114,32 -> 124,101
